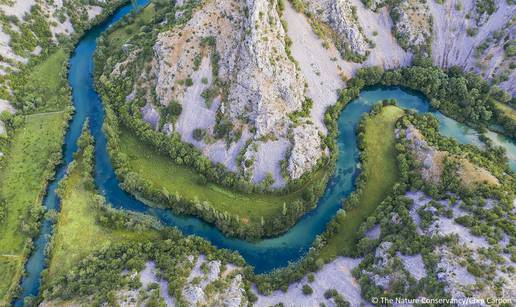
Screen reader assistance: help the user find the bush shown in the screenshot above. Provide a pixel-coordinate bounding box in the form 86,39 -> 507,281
167,101 -> 183,117
302,284 -> 313,295
192,128 -> 206,141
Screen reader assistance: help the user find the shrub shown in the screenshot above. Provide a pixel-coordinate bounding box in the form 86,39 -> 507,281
167,101 -> 183,117
302,284 -> 313,295
193,128 -> 206,141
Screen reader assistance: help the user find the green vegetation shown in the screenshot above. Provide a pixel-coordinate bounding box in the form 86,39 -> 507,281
45,126 -> 160,280
9,49 -> 70,113
324,288 -> 350,307
1,5 -> 52,57
495,102 -> 516,121
0,111 -> 69,303
44,233 -> 253,305
302,284 -> 313,295
0,256 -> 21,306
94,0 -> 332,239
0,1 -> 147,304
40,128 -> 255,305
106,3 -> 156,49
117,128 -> 327,239
321,105 -> 403,259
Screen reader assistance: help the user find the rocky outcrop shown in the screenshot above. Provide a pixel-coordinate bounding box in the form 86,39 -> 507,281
288,123 -> 324,179
404,125 -> 445,183
404,125 -> 500,186
391,0 -> 432,52
0,120 -> 5,136
117,0 -> 514,187
182,255 -> 247,306
140,103 -> 160,130
254,257 -> 366,306
143,0 -> 325,185
429,0 -> 516,94
227,0 -> 305,137
304,0 -> 370,57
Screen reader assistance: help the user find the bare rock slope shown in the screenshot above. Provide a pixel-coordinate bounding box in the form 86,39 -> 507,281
120,0 -> 515,187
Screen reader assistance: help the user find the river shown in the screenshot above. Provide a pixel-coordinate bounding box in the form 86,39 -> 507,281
14,0 -> 516,305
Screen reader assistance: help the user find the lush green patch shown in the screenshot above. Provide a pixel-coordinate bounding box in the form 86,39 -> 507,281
45,127 -> 160,280
9,49 -> 70,113
95,0 -> 332,239
0,256 -> 22,306
118,128 -> 328,238
106,3 -> 156,49
320,105 -> 404,259
495,102 -> 516,122
0,111 -> 69,302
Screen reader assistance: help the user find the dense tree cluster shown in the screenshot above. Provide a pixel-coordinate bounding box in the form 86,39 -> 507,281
43,229 -> 252,305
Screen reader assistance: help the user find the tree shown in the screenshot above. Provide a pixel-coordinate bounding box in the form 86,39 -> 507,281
302,284 -> 313,295
167,101 -> 182,117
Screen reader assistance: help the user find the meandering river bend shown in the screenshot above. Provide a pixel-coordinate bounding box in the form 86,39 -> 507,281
14,1 -> 516,305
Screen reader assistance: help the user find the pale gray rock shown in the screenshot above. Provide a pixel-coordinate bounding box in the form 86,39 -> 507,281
182,255 -> 246,306
429,0 -> 516,94
397,253 -> 427,281
329,0 -> 369,56
374,241 -> 393,267
140,103 -> 160,130
247,139 -> 289,187
254,257 -> 368,306
288,123 -> 323,179
435,245 -> 476,300
365,224 -> 381,240
227,0 -> 305,138
303,0 -> 369,56
162,123 -> 174,136
392,3 -> 431,49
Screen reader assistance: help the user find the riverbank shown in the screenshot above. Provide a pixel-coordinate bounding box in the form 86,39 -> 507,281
43,126 -> 160,290
0,107 -> 70,306
1,2 -> 150,305
320,105 -> 404,260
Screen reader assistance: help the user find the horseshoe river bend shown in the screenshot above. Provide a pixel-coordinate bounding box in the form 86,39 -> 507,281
14,0 -> 516,305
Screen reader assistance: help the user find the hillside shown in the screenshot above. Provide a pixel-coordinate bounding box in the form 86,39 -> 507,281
98,0 -> 515,187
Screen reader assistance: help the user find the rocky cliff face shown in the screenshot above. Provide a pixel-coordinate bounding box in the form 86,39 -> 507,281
429,0 -> 515,94
128,0 -> 514,188
391,0 -> 433,53
143,0 -> 324,186
304,0 -> 370,58
299,0 -> 514,94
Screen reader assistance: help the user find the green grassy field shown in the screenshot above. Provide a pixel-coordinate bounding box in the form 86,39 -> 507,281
12,49 -> 69,113
119,129 -> 320,224
47,148 -> 159,279
108,3 -> 155,48
0,256 -> 22,306
0,111 -> 68,304
319,106 -> 404,260
495,102 -> 516,121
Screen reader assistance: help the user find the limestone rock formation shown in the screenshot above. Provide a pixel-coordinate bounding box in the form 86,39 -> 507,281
304,0 -> 370,57
429,0 -> 516,94
404,125 -> 445,183
404,125 -> 500,186
137,0 -> 325,186
118,0 -> 515,187
391,0 -> 432,52
288,123 -> 324,179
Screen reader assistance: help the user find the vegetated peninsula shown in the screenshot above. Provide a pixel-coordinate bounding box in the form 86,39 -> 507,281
0,0 -> 514,306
